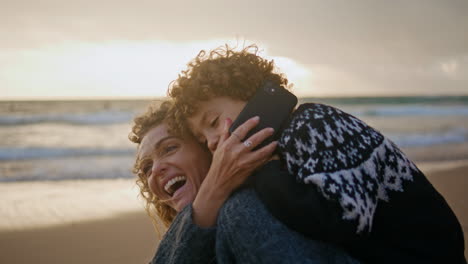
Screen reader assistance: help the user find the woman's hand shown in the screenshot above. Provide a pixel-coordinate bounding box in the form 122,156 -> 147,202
206,115 -> 278,195
192,116 -> 278,227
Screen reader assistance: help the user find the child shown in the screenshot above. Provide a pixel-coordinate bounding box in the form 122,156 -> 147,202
168,44 -> 466,264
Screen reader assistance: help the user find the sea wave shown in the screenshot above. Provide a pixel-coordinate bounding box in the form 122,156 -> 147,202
351,105 -> 468,117
0,147 -> 134,161
0,111 -> 135,126
387,127 -> 467,147
303,95 -> 468,106
0,156 -> 134,182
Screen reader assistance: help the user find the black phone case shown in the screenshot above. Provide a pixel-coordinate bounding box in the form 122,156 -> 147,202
229,82 -> 298,149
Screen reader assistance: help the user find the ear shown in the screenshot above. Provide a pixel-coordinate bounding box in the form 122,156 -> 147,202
221,118 -> 232,142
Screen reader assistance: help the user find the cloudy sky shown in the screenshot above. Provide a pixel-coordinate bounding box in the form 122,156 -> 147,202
1,0 -> 467,99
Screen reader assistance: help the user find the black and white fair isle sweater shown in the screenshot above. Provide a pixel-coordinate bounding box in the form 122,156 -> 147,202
252,103 -> 466,264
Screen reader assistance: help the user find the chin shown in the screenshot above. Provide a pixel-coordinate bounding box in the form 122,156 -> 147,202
172,188 -> 196,212
173,196 -> 193,212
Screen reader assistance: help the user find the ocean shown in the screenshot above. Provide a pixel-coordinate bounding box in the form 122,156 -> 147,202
1,96 -> 467,182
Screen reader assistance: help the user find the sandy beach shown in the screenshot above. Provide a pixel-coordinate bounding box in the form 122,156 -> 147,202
0,147 -> 467,263
0,179 -> 159,264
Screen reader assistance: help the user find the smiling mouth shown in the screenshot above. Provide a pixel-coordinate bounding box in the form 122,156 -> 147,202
164,176 -> 187,196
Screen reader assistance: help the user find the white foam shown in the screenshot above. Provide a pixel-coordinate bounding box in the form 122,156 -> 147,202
0,179 -> 144,231
0,110 -> 134,126
0,147 -> 134,161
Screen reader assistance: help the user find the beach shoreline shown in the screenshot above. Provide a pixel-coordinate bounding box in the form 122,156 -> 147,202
0,158 -> 466,263
0,178 -> 159,264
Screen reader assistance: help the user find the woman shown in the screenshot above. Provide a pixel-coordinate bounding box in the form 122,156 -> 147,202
129,101 -> 360,263
167,45 -> 466,263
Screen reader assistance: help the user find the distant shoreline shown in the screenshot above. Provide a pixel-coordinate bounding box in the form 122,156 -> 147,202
2,94 -> 468,102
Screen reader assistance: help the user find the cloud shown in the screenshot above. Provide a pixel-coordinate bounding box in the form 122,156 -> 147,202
3,1 -> 468,68
1,0 -> 467,97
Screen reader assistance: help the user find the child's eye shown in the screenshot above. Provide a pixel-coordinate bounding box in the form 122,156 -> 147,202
210,117 -> 219,127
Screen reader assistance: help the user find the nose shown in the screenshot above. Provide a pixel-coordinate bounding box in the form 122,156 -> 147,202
151,160 -> 168,178
206,134 -> 219,153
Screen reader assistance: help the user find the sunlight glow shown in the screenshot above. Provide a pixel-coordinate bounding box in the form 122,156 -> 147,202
269,56 -> 314,96
0,40 -> 318,99
441,60 -> 458,77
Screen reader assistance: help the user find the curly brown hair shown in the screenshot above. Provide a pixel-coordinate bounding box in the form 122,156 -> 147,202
168,44 -> 290,130
129,100 -> 178,230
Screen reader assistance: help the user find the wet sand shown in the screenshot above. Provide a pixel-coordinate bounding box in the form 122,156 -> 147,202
0,149 -> 466,263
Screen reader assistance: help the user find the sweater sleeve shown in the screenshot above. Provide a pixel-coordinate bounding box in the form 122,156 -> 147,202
272,103 -> 418,238
252,160 -> 354,244
151,204 -> 216,264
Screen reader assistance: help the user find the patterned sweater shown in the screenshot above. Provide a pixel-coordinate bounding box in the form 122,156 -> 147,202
253,103 -> 466,264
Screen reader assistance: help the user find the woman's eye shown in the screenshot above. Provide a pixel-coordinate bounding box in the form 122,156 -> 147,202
161,144 -> 178,155
210,117 -> 219,127
142,164 -> 152,177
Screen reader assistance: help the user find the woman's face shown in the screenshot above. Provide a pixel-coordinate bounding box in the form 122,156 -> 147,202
137,123 -> 212,212
187,97 -> 246,153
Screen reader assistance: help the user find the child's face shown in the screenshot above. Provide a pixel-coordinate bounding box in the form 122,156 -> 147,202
187,97 -> 246,153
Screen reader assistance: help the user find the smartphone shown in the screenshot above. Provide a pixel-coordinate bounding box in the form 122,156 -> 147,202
229,81 -> 298,149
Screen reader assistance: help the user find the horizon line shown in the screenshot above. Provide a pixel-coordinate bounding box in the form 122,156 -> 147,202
2,93 -> 468,102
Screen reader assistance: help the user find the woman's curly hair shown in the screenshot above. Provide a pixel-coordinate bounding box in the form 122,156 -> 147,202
129,100 -> 178,230
168,44 -> 290,131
